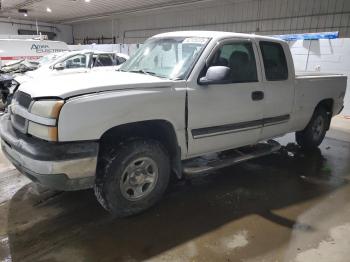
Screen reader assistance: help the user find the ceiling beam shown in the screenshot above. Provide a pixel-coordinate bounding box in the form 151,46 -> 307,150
1,0 -> 45,12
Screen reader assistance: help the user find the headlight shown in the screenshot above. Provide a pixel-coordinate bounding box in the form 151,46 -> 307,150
27,99 -> 64,141
28,121 -> 58,141
30,100 -> 64,118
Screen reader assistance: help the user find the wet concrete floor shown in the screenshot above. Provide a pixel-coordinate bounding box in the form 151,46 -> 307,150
0,134 -> 350,261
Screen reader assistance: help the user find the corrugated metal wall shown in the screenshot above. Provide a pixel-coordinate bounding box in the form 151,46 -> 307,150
0,18 -> 73,44
72,0 -> 350,43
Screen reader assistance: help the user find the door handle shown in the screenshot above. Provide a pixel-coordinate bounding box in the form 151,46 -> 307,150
252,91 -> 264,101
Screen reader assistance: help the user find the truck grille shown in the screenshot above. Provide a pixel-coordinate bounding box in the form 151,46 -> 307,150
14,91 -> 32,109
11,114 -> 26,130
10,91 -> 33,133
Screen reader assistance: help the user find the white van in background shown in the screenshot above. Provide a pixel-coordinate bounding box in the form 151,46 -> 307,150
0,38 -> 68,67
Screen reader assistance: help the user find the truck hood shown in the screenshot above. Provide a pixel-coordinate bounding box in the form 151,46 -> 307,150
15,71 -> 37,84
18,70 -> 173,99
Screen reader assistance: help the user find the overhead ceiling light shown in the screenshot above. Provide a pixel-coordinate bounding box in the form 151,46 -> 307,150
18,8 -> 28,16
46,7 -> 52,13
85,0 -> 91,2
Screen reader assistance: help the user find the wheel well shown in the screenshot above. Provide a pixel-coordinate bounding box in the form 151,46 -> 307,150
316,99 -> 333,114
316,98 -> 334,130
99,120 -> 182,179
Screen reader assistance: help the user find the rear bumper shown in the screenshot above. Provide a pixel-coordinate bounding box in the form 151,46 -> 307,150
0,114 -> 99,191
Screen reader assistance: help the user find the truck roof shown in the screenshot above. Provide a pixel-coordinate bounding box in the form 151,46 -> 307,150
153,31 -> 285,43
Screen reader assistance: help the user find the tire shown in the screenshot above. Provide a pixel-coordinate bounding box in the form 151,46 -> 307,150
94,139 -> 170,217
296,107 -> 329,150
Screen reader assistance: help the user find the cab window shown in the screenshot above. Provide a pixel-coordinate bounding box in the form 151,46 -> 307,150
209,42 -> 258,83
259,41 -> 288,81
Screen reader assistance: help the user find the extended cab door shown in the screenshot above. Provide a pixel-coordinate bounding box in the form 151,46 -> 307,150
257,41 -> 294,140
187,39 -> 264,157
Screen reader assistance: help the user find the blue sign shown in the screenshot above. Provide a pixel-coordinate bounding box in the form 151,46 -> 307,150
272,32 -> 339,41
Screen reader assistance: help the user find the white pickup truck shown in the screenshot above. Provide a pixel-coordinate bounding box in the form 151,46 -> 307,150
0,31 -> 347,217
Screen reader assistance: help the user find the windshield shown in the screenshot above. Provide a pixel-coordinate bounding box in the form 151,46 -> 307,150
38,52 -> 68,66
120,37 -> 210,80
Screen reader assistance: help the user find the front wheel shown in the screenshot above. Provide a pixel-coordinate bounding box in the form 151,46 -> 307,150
296,107 -> 329,150
94,139 -> 170,217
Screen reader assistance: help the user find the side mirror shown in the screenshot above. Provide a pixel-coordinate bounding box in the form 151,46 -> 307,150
199,66 -> 232,85
53,63 -> 65,71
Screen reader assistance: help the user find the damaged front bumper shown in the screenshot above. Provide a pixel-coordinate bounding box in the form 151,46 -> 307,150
0,114 -> 98,191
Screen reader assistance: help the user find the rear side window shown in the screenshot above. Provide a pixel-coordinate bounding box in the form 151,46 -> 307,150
94,54 -> 114,67
116,56 -> 126,65
259,41 -> 288,81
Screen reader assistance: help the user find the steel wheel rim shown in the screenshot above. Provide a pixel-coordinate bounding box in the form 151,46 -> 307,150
312,116 -> 325,141
120,157 -> 159,201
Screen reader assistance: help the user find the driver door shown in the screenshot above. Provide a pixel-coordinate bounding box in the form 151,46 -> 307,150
187,39 -> 264,157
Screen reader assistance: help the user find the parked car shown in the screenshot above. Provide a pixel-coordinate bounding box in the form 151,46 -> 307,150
0,50 -> 129,108
15,50 -> 129,84
0,31 -> 346,217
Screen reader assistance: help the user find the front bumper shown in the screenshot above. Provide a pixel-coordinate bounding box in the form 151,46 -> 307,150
0,114 -> 99,191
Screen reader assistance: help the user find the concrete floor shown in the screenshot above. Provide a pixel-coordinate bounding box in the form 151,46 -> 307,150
0,127 -> 349,261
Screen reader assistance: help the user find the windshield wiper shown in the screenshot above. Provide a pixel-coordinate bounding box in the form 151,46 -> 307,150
126,69 -> 168,79
129,69 -> 157,76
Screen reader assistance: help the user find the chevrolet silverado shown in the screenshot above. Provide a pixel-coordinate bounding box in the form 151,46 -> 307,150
0,31 -> 347,217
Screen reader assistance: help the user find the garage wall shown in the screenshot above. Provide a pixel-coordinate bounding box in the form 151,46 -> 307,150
72,0 -> 350,44
0,18 -> 73,44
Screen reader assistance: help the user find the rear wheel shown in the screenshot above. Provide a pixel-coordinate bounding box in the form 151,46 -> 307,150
296,107 -> 329,150
94,139 -> 170,217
